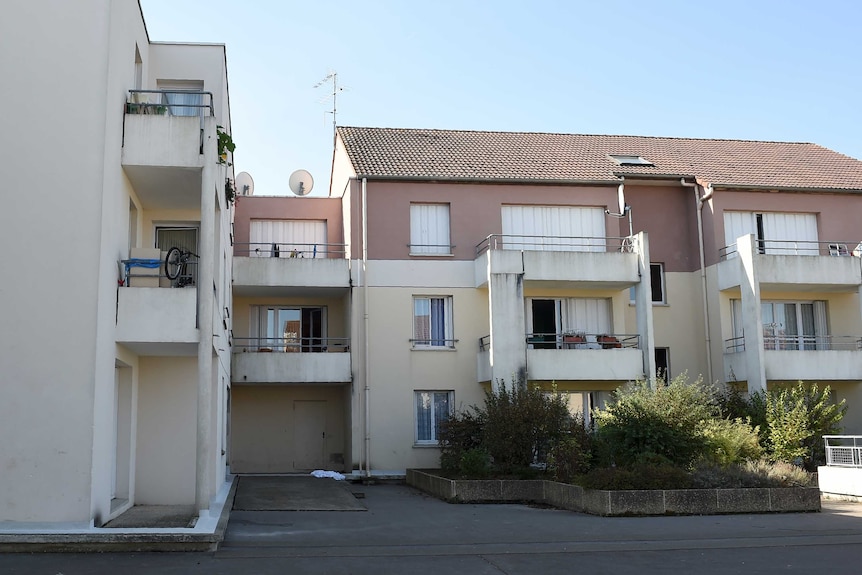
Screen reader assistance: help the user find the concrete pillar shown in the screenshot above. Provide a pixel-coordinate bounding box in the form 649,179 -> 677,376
633,232 -> 657,387
487,251 -> 527,390
737,234 -> 767,394
196,118 -> 217,513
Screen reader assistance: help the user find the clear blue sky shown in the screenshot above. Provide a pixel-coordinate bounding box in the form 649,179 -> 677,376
141,0 -> 862,197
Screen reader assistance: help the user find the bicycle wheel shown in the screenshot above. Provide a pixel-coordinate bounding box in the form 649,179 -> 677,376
165,247 -> 182,280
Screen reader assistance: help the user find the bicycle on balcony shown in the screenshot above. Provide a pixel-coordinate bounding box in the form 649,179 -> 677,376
164,247 -> 198,288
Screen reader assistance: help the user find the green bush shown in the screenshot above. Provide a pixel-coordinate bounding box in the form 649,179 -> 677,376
547,414 -> 592,483
438,410 -> 485,473
699,417 -> 763,466
767,383 -> 845,469
457,448 -> 492,478
592,373 -> 717,467
579,464 -> 693,490
480,381 -> 573,474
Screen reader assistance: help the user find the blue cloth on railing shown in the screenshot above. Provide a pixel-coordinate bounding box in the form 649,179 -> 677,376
125,258 -> 161,269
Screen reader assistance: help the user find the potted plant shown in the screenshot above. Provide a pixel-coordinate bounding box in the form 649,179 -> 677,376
562,331 -> 586,348
217,125 -> 235,165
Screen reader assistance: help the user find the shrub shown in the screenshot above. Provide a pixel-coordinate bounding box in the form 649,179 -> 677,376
741,458 -> 816,487
578,464 -> 693,490
592,373 -> 718,467
480,381 -> 572,474
547,414 -> 592,483
767,383 -> 846,469
438,409 -> 485,473
699,418 -> 763,466
457,448 -> 492,478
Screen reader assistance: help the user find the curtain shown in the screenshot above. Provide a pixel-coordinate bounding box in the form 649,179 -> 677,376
430,298 -> 446,346
416,393 -> 432,441
163,91 -> 203,117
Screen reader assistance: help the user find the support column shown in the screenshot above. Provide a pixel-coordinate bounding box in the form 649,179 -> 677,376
487,251 -> 527,390
738,234 -> 767,395
196,118 -> 217,513
633,232 -> 657,387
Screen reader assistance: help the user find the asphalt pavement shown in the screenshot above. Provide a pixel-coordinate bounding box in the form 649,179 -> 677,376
2,483 -> 862,574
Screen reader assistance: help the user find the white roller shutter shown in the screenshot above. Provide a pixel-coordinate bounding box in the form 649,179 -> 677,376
502,206 -> 605,252
761,213 -> 818,255
410,204 -> 450,254
723,211 -> 757,258
250,220 -> 327,257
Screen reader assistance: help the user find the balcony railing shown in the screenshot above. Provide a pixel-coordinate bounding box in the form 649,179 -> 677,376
479,335 -> 491,352
233,336 -> 350,353
125,90 -> 214,116
476,234 -> 635,256
526,333 -> 640,350
725,335 -> 862,353
824,436 -> 862,468
233,242 -> 347,258
719,240 -> 861,261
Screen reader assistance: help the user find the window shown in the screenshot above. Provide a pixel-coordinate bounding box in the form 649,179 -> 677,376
527,297 -> 611,348
156,226 -> 198,285
157,80 -> 204,117
251,305 -> 326,352
731,299 -> 828,350
630,263 -> 665,304
654,348 -> 670,381
413,296 -> 454,348
415,391 -> 453,444
410,204 -> 450,255
501,205 -> 605,252
609,154 -> 654,167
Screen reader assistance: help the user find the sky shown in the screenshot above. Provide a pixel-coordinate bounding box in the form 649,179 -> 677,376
140,0 -> 862,197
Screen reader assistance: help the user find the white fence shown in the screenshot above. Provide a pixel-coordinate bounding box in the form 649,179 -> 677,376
824,435 -> 862,467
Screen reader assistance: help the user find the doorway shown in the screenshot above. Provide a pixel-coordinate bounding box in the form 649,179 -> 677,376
293,400 -> 327,470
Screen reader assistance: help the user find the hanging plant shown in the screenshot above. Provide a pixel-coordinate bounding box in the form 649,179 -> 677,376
216,125 -> 236,165
225,177 -> 236,206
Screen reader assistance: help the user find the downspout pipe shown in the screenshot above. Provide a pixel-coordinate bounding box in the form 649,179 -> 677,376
361,177 -> 371,478
682,178 -> 714,384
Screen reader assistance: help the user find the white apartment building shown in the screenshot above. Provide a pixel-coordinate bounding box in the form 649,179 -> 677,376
0,0 -> 234,528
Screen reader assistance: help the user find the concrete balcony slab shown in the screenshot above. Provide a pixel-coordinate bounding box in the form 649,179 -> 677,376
232,350 -> 351,384
232,257 -> 350,296
116,287 -> 198,355
527,348 -> 644,381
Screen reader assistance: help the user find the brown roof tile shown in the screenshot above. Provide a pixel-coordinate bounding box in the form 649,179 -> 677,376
337,127 -> 862,191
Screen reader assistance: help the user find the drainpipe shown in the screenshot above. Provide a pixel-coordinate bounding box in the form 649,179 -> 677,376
361,177 -> 371,478
682,178 -> 714,384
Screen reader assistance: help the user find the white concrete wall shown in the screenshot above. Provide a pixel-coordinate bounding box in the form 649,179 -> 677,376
135,357 -> 197,505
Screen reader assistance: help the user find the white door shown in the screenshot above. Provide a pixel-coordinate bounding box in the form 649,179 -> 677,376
502,206 -> 605,252
250,220 -> 327,257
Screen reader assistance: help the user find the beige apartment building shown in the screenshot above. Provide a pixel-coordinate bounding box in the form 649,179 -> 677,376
231,126 -> 862,476
0,0 -> 234,529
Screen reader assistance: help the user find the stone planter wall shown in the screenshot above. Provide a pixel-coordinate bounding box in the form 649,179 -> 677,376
406,469 -> 821,516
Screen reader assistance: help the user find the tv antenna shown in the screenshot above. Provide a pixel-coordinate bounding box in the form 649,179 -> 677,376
314,71 -> 343,145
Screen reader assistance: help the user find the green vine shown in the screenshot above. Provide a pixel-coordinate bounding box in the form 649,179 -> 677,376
225,178 -> 236,206
217,125 -> 236,165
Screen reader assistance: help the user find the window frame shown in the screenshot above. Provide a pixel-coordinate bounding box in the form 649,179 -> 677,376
414,390 -> 454,445
630,263 -> 666,305
412,296 -> 455,349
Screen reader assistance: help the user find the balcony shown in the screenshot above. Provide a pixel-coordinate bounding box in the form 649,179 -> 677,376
231,337 -> 352,384
233,243 -> 350,297
121,90 -> 215,210
724,336 -> 862,382
718,240 -> 862,292
116,287 -> 198,355
474,235 -> 640,289
477,333 -> 644,383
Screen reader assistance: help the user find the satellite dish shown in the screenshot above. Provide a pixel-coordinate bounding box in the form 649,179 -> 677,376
235,172 -> 254,196
289,169 -> 314,196
617,182 -> 627,214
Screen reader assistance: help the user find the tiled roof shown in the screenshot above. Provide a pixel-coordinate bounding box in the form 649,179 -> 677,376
337,126 -> 862,191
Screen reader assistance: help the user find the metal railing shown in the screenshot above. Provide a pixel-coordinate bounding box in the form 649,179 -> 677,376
719,240 -> 861,261
409,338 -> 459,349
126,90 -> 215,116
479,335 -> 491,352
233,336 -> 350,353
824,436 -> 862,467
233,242 -> 347,258
476,234 -> 635,256
526,333 -> 640,350
725,335 -> 862,353
407,243 -> 456,255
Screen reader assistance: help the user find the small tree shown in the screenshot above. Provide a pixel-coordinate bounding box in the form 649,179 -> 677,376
767,382 -> 845,469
